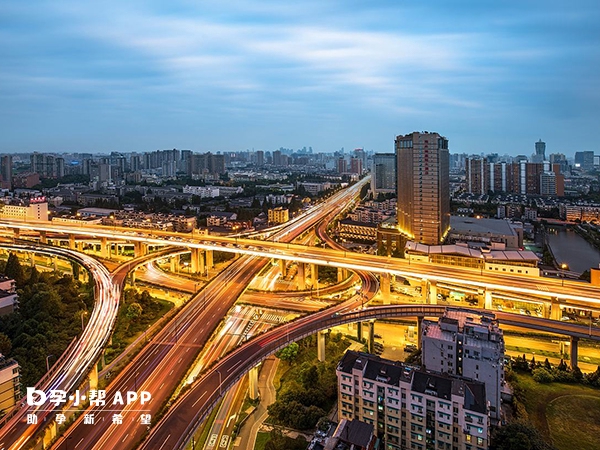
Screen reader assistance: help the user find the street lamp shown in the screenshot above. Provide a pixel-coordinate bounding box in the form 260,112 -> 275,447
46,354 -> 55,372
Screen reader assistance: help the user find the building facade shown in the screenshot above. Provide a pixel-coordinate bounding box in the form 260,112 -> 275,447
396,131 -> 450,245
337,351 -> 489,450
371,153 -> 396,194
0,355 -> 21,413
422,309 -> 505,420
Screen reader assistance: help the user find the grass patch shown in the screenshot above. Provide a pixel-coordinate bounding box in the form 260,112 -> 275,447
514,372 -> 600,449
254,432 -> 270,450
546,395 -> 600,450
104,289 -> 174,364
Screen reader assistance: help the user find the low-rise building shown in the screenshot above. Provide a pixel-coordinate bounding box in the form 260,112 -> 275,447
338,219 -> 378,242
323,419 -> 377,450
267,207 -> 289,224
0,355 -> 21,414
0,199 -> 48,221
337,351 -> 489,450
448,216 -> 523,249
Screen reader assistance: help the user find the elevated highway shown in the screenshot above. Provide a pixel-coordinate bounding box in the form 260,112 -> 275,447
141,302 -> 600,450
49,179 -> 369,450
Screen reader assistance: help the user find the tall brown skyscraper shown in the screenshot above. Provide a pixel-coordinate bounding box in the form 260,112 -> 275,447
395,131 -> 450,245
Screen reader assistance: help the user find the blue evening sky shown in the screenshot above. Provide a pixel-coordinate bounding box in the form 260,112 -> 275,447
1,1 -> 599,156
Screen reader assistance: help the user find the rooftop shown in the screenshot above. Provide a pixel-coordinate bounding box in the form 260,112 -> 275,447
450,216 -> 518,236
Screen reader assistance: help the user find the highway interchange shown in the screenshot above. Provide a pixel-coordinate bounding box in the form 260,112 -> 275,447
1,177 -> 600,449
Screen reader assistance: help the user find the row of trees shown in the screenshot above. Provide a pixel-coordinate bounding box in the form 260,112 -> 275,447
0,253 -> 93,388
511,353 -> 600,386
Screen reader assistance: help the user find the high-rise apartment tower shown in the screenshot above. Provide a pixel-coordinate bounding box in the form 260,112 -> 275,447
395,131 -> 450,245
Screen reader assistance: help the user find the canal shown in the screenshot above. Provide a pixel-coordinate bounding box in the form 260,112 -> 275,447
546,227 -> 600,274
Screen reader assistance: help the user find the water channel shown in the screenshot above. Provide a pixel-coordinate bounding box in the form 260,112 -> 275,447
546,227 -> 600,274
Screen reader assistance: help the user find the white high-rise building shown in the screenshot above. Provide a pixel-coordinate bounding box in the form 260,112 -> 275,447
422,309 -> 505,420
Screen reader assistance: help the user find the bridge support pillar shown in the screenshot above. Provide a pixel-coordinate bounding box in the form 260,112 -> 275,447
249,365 -> 259,400
367,320 -> 375,354
133,241 -> 146,258
130,269 -> 136,285
311,264 -> 318,284
337,268 -> 347,283
29,252 -> 35,267
380,273 -> 391,305
191,248 -> 200,273
317,331 -> 326,362
170,255 -> 179,273
206,250 -> 213,270
89,363 -> 99,391
357,322 -> 363,342
101,237 -> 109,258
483,289 -> 492,310
278,259 -> 287,277
53,256 -> 58,271
417,316 -> 424,350
542,302 -> 551,319
40,230 -> 47,244
69,234 -> 76,250
428,280 -> 437,305
570,337 -> 579,369
297,263 -> 306,290
550,298 -> 562,321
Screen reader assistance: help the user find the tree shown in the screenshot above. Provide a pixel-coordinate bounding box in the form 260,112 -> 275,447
125,303 -> 143,321
4,253 -> 24,286
491,421 -> 556,450
0,332 -> 12,355
276,342 -> 299,361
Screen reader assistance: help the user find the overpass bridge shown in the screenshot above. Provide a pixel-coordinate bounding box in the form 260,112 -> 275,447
140,303 -> 600,450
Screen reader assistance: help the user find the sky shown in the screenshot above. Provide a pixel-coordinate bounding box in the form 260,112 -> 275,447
1,0 -> 599,156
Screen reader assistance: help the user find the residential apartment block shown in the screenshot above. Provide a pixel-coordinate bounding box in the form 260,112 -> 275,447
422,310 -> 505,421
337,351 -> 489,450
396,131 -> 450,245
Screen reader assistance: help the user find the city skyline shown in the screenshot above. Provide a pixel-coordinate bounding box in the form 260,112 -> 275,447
1,1 -> 599,155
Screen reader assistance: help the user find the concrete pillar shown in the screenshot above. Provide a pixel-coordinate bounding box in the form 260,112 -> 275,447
69,234 -> 76,250
191,248 -> 199,273
206,250 -> 213,269
29,252 -> 35,267
543,302 -> 551,319
297,263 -> 306,290
278,259 -> 287,277
551,298 -> 562,321
421,279 -> 429,303
483,289 -> 492,310
39,230 -> 47,244
101,237 -> 109,258
249,365 -> 259,400
89,363 -> 99,391
428,280 -> 437,305
380,273 -> 391,305
337,268 -> 347,283
53,256 -> 58,271
130,269 -> 136,285
357,322 -> 363,342
134,242 -> 142,258
170,255 -> 179,273
367,320 -> 375,354
317,331 -> 326,362
417,316 -> 424,350
311,264 -> 318,284
570,337 -> 579,369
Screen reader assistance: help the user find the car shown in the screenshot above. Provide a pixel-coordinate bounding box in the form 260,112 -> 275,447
404,344 -> 417,352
